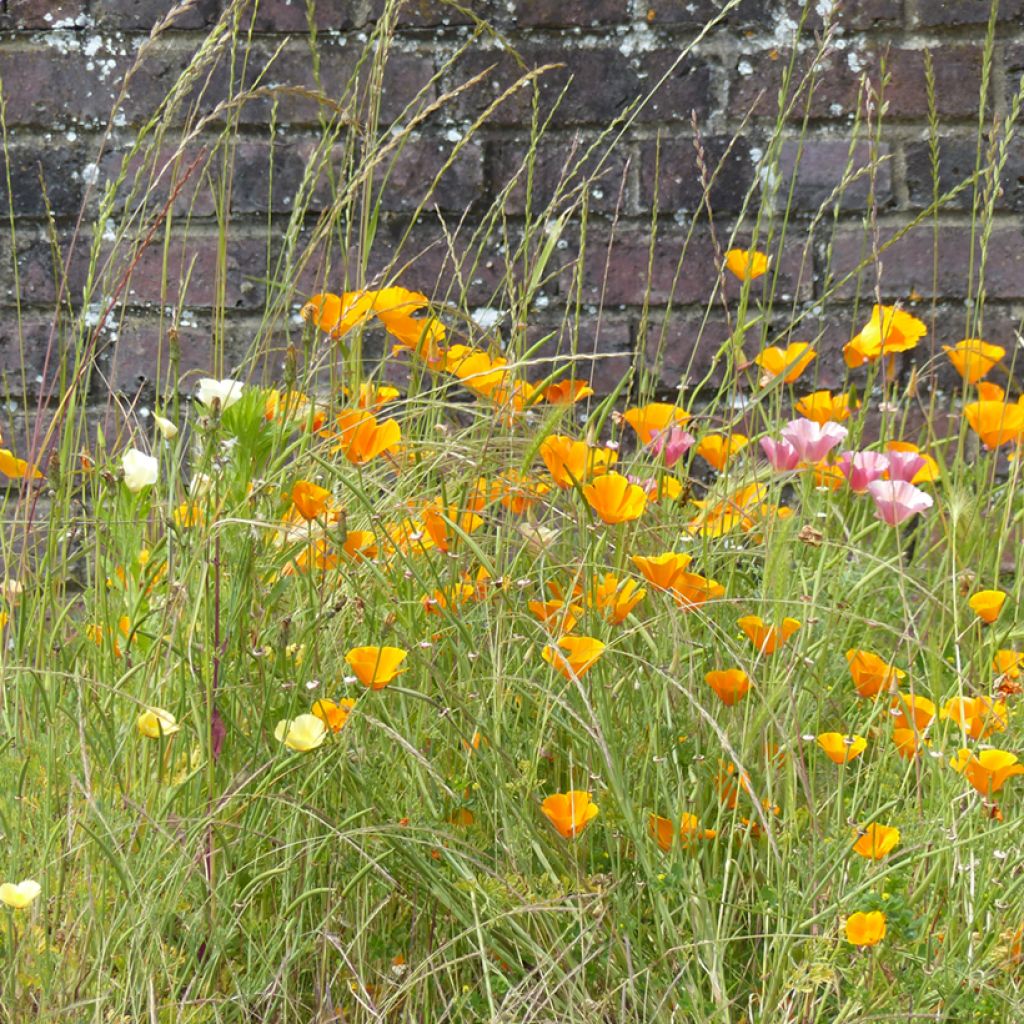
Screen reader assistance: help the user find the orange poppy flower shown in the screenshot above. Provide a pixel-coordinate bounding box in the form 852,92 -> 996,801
345,646 -> 408,690
940,696 -> 1008,740
265,389 -> 325,430
846,649 -> 906,699
943,338 -> 1005,384
724,248 -> 769,281
345,382 -> 401,409
301,291 -> 376,337
541,790 -> 599,839
312,698 -> 356,732
649,813 -> 716,851
754,343 -> 816,384
890,693 -> 936,731
495,471 -> 550,515
541,636 -> 606,680
717,761 -> 752,809
544,379 -> 594,405
423,581 -> 476,616
331,411 -> 401,465
588,574 -> 646,625
737,615 -> 800,655
950,748 -> 1024,796
582,472 -> 648,524
852,823 -> 900,860
290,480 -> 333,521
444,345 -> 511,399
977,381 -> 1006,401
892,727 -> 929,760
705,668 -> 751,706
420,501 -> 485,553
528,599 -> 581,636
844,305 -> 927,368
964,401 -> 1024,449
845,911 -> 886,946
672,572 -> 726,611
0,449 -> 42,480
818,732 -> 867,764
993,650 -> 1024,679
631,552 -> 693,592
621,403 -> 691,445
539,434 -> 617,489
968,589 -> 1006,624
694,433 -> 749,471
341,530 -> 378,561
795,390 -> 858,424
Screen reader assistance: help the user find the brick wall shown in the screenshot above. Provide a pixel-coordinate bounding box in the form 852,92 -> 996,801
1,0 -> 1022,426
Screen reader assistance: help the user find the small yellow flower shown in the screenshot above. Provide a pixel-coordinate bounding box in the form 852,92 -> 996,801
0,880 -> 41,910
274,714 -> 328,752
137,707 -> 182,739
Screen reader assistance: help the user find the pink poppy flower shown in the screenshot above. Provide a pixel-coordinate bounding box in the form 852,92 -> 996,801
838,451 -> 890,493
780,418 -> 848,463
867,479 -> 934,526
885,449 -> 928,484
759,436 -> 801,471
648,426 -> 695,468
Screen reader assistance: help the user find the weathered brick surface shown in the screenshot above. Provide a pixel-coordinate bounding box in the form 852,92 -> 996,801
0,0 -> 1020,406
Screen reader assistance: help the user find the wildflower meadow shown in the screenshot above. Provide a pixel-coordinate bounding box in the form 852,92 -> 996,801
0,0 -> 1023,1021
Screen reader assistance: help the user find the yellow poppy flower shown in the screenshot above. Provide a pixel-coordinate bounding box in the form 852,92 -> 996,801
754,343 -> 816,383
0,880 -> 41,910
818,732 -> 867,764
137,707 -> 182,739
345,646 -> 408,690
968,589 -> 1006,624
845,910 -> 886,946
724,248 -> 769,280
694,433 -> 749,471
541,636 -> 606,680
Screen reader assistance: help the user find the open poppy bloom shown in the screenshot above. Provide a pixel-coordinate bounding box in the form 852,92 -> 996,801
290,480 -> 333,521
844,305 -> 926,368
274,714 -> 328,752
892,727 -> 929,760
818,732 -> 868,764
331,411 -> 402,465
705,668 -> 751,705
541,790 -> 599,839
0,880 -> 41,910
724,248 -> 769,280
694,433 -> 749,471
672,572 -> 726,611
312,698 -> 356,732
838,451 -> 890,493
445,345 -> 512,399
540,434 -> 617,489
541,636 -> 606,680
795,390 -> 858,424
345,382 -> 401,410
622,403 -> 690,445
341,530 -> 378,561
544,378 -> 594,405
845,910 -> 886,946
647,425 -> 696,467
760,436 -> 801,472
528,599 -> 581,636
950,748 -> 1024,796
345,646 -> 408,689
964,400 -> 1024,449
884,441 -> 939,483
631,552 -> 693,592
302,291 -> 377,337
968,589 -> 1006,624
867,480 -> 934,526
687,483 -> 789,538
940,696 -> 1008,740
754,343 -> 816,384
649,813 -> 716,851
994,650 -> 1024,679
420,501 -> 485,553
737,615 -> 800,655
943,338 -> 1005,383
582,472 -> 648,524
589,575 -> 646,625
780,418 -> 848,463
890,693 -> 936,731
852,823 -> 901,860
137,707 -> 181,739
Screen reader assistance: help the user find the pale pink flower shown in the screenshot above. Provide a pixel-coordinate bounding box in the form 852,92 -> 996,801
838,451 -> 890,493
780,418 -> 848,463
759,436 -> 801,471
648,426 -> 695,468
867,479 -> 934,526
886,449 -> 928,484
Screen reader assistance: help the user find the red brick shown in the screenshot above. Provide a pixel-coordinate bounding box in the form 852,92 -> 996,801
914,0 -> 1024,25
777,139 -> 893,212
368,0 -> 475,27
241,0 -> 364,32
637,135 -> 755,214
492,0 -> 631,28
91,0 -> 221,30
570,228 -> 812,308
8,0 -> 88,29
526,317 -> 634,396
0,232 -> 89,307
905,136 -> 1024,213
489,137 -> 632,216
827,224 -> 1024,301
452,44 -> 713,127
730,45 -> 986,121
0,319 -> 63,398
374,138 -> 485,213
0,143 -> 87,218
645,0 -> 777,28
781,0 -> 904,30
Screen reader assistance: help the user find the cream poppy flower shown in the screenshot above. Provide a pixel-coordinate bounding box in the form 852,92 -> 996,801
274,714 -> 327,752
137,707 -> 181,738
197,377 -> 244,411
0,880 -> 41,909
122,448 -> 158,492
153,414 -> 178,440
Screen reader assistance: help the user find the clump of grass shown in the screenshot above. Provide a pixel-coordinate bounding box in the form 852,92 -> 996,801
0,1 -> 1023,1021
